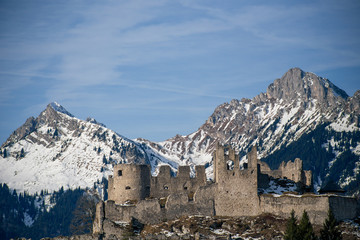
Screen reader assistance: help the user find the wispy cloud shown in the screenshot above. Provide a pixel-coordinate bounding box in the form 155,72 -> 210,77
2,0 -> 359,104
0,0 -> 359,142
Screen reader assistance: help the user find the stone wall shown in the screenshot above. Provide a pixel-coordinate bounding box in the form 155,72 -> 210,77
329,195 -> 359,221
150,165 -> 207,199
96,186 -> 216,229
260,193 -> 359,225
260,158 -> 312,186
95,143 -> 359,234
93,201 -> 105,234
260,194 -> 330,224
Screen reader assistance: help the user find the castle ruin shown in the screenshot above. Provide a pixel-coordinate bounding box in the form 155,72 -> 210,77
93,144 -> 359,235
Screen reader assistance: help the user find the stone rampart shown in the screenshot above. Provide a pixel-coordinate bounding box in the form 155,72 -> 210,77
95,185 -> 216,231
259,193 -> 359,225
260,194 -> 330,224
150,165 -> 206,199
95,144 -> 359,235
260,158 -> 312,186
329,195 -> 359,221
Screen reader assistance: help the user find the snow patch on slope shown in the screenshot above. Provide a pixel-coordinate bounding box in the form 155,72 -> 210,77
50,102 -> 74,117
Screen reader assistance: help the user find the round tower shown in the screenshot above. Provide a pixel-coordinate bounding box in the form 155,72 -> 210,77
108,164 -> 151,204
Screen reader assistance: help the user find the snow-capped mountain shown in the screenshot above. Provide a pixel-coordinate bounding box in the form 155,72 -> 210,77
0,103 -> 178,194
138,68 -> 360,194
0,67 -> 359,195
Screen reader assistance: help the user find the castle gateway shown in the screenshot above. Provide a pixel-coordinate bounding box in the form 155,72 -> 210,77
93,144 -> 359,234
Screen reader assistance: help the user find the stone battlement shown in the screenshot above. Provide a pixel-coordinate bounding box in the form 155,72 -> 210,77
107,163 -> 207,204
150,165 -> 206,199
94,144 -> 359,235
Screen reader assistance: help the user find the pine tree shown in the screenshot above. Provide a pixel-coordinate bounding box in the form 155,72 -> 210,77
328,143 -> 333,153
20,148 -> 25,158
320,209 -> 342,240
298,210 -> 316,240
284,210 -> 298,240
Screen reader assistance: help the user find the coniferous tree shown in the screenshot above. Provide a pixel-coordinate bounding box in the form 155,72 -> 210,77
284,210 -> 298,240
298,210 -> 316,240
328,143 -> 333,153
320,209 -> 342,240
53,128 -> 58,137
20,148 -> 25,158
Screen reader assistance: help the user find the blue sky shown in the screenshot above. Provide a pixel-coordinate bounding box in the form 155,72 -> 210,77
1,0 -> 360,144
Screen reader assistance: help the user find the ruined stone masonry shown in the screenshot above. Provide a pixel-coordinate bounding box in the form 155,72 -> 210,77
93,144 -> 359,235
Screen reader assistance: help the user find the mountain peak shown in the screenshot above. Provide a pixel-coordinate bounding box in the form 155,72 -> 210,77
86,117 -> 106,127
266,68 -> 348,106
48,102 -> 74,117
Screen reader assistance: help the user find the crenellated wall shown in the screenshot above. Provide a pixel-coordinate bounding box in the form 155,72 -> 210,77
93,185 -> 216,234
150,165 -> 207,199
94,144 -> 359,234
259,158 -> 312,186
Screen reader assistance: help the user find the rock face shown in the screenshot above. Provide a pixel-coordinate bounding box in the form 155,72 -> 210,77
267,67 -> 348,106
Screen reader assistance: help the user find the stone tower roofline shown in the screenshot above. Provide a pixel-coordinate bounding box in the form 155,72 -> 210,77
213,143 -> 260,184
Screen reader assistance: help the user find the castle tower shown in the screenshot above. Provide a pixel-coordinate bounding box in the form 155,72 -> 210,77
214,144 -> 261,217
213,142 -> 225,183
247,146 -> 258,169
108,164 -> 151,204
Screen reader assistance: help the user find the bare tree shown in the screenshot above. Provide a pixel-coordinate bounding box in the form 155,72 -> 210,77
69,194 -> 98,235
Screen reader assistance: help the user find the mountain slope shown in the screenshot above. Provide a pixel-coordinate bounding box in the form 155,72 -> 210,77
0,103 -> 177,194
1,68 -> 359,196
139,68 -> 360,194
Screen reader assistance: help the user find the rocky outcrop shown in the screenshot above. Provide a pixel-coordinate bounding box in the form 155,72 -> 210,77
2,117 -> 37,148
267,67 -> 348,107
